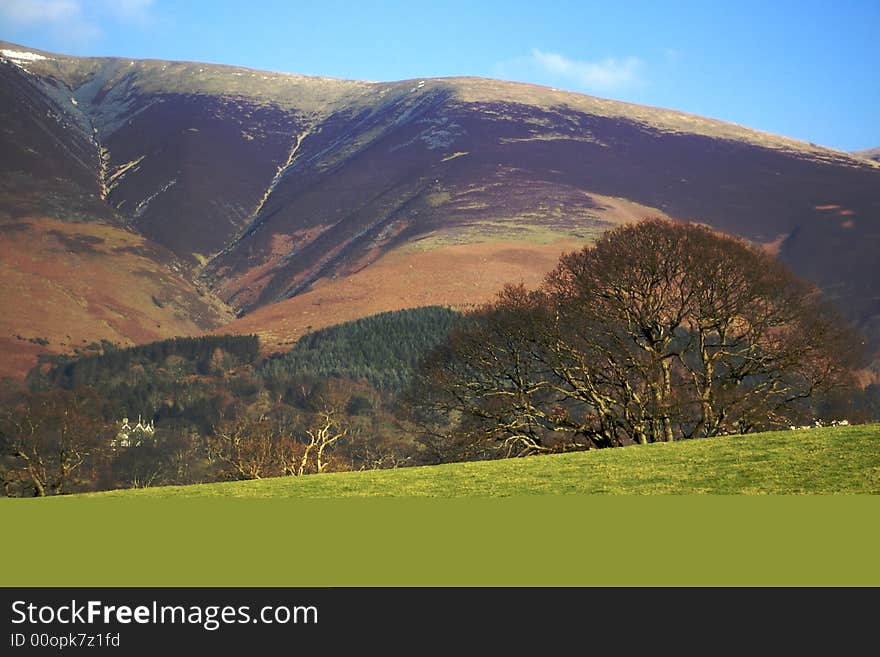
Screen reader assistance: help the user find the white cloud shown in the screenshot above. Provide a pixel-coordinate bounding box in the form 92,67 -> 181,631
0,1 -> 100,44
0,0 -> 155,46
531,49 -> 643,90
0,0 -> 82,25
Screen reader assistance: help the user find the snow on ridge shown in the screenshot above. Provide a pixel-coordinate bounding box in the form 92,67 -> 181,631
1,49 -> 49,63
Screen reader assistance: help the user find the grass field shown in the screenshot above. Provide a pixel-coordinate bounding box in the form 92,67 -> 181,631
73,423 -> 880,499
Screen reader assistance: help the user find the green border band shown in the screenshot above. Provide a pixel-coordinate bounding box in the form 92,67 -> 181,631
3,496 -> 878,587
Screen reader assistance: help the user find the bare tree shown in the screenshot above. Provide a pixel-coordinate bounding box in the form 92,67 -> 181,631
406,285 -> 612,458
206,403 -> 350,479
206,416 -> 294,480
407,218 -> 860,457
0,389 -> 107,496
295,406 -> 348,475
546,219 -> 858,439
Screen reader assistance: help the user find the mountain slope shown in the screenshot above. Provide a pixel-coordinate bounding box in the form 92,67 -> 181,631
0,217 -> 232,378
0,50 -> 116,224
854,148 -> 880,163
219,239 -> 588,352
1,41 -> 879,373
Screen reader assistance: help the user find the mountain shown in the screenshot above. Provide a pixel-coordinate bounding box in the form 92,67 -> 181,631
2,41 -> 879,375
854,148 -> 880,163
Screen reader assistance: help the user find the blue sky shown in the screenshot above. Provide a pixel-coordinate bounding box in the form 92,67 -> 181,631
2,0 -> 878,151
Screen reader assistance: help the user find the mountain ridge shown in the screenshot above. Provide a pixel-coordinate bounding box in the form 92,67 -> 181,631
1,40 -> 879,376
3,40 -> 868,161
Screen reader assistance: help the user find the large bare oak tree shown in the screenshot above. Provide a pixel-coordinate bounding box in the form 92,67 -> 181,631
408,219 -> 859,458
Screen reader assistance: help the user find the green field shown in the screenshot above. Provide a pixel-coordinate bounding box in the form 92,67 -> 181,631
72,423 -> 880,499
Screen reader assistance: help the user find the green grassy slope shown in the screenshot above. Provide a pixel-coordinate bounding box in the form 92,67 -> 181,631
73,424 -> 880,499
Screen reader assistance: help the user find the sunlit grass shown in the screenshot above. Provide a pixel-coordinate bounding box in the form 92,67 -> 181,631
400,220 -> 596,252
